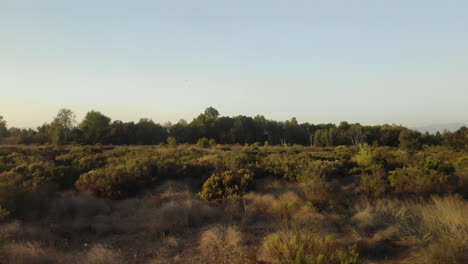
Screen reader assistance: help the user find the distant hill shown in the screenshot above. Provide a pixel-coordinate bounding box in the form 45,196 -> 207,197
413,123 -> 467,134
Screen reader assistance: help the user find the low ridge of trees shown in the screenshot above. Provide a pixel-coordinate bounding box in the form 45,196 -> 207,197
1,107 -> 466,151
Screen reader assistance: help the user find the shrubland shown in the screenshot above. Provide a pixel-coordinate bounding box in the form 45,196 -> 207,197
0,143 -> 466,263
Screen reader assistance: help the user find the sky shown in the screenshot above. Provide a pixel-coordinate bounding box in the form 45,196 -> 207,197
1,0 -> 467,128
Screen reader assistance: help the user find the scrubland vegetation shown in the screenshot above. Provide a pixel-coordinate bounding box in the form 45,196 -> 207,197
0,109 -> 467,263
0,142 -> 466,264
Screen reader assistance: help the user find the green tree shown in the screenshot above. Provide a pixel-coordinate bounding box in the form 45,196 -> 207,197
49,108 -> 76,145
345,124 -> 366,146
398,129 -> 421,151
79,111 -> 111,144
313,128 -> 336,147
444,126 -> 468,151
0,116 -> 7,137
378,125 -> 403,147
135,118 -> 167,145
204,106 -> 220,118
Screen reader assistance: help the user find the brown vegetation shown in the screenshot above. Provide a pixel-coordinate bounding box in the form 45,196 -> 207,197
0,144 -> 467,263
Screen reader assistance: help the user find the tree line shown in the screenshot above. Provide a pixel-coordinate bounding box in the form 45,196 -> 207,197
0,107 -> 466,150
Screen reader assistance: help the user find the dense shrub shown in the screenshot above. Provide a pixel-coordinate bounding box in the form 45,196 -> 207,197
301,177 -> 340,210
75,157 -> 156,199
389,157 -> 457,195
375,148 -> 409,170
222,150 -> 261,172
76,154 -> 107,172
358,167 -> 388,199
0,162 -> 55,215
262,153 -> 342,182
48,166 -> 80,189
199,169 -> 255,200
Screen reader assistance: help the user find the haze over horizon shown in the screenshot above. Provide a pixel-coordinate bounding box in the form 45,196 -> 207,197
1,0 -> 467,128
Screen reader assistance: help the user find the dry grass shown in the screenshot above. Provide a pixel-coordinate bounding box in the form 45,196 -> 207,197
79,244 -> 125,264
0,242 -> 123,264
260,230 -> 359,264
407,195 -> 468,264
132,190 -> 220,236
1,242 -> 61,264
198,225 -> 252,264
1,179 -> 467,264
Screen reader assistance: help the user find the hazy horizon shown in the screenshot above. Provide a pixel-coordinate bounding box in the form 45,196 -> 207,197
1,0 -> 467,128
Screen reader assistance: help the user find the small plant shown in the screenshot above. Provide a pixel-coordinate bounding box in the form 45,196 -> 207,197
197,137 -> 211,148
167,136 -> 178,148
209,138 -> 216,147
354,144 -> 377,167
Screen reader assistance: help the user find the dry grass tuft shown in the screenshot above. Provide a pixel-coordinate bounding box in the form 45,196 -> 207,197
260,230 -> 359,264
135,190 -> 219,235
199,225 -> 252,264
79,244 -> 125,264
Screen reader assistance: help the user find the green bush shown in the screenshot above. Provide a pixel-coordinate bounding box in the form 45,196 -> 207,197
0,162 -> 55,215
199,169 -> 255,200
197,137 -> 211,148
262,153 -> 342,182
375,148 -> 409,170
354,144 -> 377,167
167,136 -> 178,148
77,154 -> 107,172
296,159 -> 342,182
76,157 -> 156,199
389,157 -> 457,195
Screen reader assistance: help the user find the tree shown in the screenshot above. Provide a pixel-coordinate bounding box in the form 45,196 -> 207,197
345,124 -> 367,146
444,126 -> 468,151
313,128 -> 337,147
398,129 -> 421,152
54,109 -> 76,131
0,116 -> 7,137
284,117 -> 309,145
378,125 -> 403,147
79,111 -> 111,144
135,118 -> 167,145
50,108 -> 76,145
204,107 -> 220,118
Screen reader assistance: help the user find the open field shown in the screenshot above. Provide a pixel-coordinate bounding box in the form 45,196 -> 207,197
0,144 -> 467,264
3,1 -> 468,263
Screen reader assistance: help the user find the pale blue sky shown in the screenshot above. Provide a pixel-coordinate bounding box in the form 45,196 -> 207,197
1,0 -> 467,128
